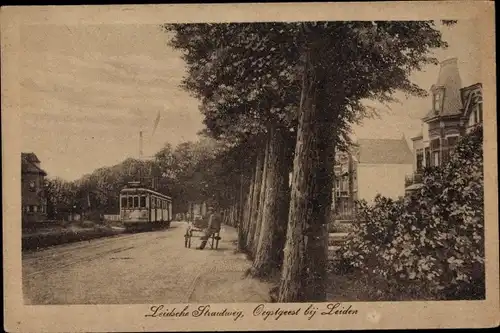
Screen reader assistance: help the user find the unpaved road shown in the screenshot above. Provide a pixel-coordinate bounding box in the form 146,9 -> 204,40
23,221 -> 271,305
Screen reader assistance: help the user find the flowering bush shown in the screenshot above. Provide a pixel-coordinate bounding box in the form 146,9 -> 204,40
338,125 -> 484,300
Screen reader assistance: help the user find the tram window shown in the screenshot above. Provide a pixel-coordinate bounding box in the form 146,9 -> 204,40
140,196 -> 146,208
151,197 -> 156,208
133,196 -> 139,208
121,197 -> 127,208
127,196 -> 133,208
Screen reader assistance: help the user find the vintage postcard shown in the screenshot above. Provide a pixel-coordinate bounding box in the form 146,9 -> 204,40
2,1 -> 498,331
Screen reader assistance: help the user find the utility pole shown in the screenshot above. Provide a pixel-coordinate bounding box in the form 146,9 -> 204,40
139,131 -> 144,158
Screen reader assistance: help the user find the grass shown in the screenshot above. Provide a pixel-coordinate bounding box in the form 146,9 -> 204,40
22,219 -> 126,251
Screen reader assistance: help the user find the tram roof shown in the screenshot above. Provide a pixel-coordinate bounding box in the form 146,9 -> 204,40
120,187 -> 172,200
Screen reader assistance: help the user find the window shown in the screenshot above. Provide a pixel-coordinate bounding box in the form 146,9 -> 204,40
416,149 -> 424,171
133,196 -> 139,208
433,151 -> 440,167
140,196 -> 146,208
433,91 -> 442,113
442,149 -> 450,164
343,201 -> 349,214
447,136 -> 459,147
424,148 -> 431,168
151,197 -> 156,209
128,196 -> 133,208
341,176 -> 349,192
446,135 -> 459,157
430,138 -> 441,167
121,197 -> 127,208
468,91 -> 483,127
430,138 -> 440,150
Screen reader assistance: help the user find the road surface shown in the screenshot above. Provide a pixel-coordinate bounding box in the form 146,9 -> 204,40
22,221 -> 272,305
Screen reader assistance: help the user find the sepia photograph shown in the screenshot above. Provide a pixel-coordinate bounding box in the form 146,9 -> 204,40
2,2 -> 498,332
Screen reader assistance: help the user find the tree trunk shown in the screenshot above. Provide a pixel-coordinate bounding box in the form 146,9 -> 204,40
278,26 -> 337,302
232,204 -> 237,227
252,136 -> 270,256
239,173 -> 254,250
238,173 -> 245,227
246,150 -> 264,253
230,206 -> 234,226
250,126 -> 292,278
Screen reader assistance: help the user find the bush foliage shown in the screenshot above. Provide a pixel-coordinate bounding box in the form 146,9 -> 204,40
338,125 -> 484,300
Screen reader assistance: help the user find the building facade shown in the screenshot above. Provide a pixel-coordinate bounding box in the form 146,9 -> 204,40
21,152 -> 48,224
333,138 -> 414,220
406,58 -> 483,192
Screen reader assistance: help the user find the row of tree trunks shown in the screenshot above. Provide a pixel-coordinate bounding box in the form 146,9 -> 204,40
249,125 -> 291,278
225,204 -> 240,227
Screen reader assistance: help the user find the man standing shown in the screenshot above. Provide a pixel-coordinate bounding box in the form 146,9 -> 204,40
197,206 -> 222,250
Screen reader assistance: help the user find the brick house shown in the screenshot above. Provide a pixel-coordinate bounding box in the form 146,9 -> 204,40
332,138 -> 414,219
21,152 -> 48,224
406,58 -> 483,193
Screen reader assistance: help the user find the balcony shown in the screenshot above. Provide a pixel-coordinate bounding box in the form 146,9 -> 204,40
405,172 -> 423,188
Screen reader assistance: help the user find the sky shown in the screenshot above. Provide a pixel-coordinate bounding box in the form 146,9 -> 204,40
21,21 -> 481,181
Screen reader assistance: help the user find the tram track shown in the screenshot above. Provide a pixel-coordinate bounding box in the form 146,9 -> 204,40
23,228 -> 177,277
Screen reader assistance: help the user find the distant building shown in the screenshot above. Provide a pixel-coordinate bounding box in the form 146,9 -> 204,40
188,201 -> 207,220
21,152 -> 48,224
406,58 -> 483,193
333,138 -> 414,219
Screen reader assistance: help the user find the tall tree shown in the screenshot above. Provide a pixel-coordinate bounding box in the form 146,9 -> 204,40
279,21 -> 451,302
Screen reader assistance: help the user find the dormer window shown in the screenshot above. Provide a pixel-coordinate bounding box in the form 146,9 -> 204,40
433,90 -> 443,114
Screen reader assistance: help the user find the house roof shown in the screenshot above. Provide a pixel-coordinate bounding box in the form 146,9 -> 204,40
355,138 -> 413,165
22,152 -> 41,163
424,58 -> 464,120
21,152 -> 47,175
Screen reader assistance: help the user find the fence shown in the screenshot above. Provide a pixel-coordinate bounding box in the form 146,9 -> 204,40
103,214 -> 121,221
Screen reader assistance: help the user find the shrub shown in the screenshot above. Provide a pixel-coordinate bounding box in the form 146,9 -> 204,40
338,125 -> 484,300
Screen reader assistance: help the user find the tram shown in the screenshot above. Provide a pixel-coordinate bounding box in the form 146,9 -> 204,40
119,181 -> 173,231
